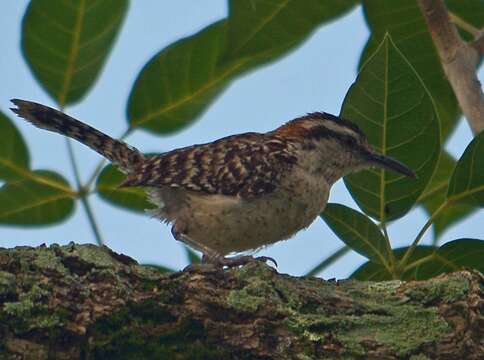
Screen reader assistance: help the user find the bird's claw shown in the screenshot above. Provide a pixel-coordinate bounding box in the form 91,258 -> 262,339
212,255 -> 278,268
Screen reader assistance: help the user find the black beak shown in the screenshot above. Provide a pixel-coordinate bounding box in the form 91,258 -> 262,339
368,153 -> 416,178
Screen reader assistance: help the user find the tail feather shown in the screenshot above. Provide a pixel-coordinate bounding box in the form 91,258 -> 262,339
10,99 -> 144,173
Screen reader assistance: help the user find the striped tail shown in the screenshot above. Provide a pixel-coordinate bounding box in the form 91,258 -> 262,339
10,99 -> 144,173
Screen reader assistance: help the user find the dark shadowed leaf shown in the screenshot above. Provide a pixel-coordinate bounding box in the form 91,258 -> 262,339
447,131 -> 484,206
419,151 -> 475,241
226,0 -> 357,60
447,0 -> 484,41
320,203 -> 390,267
362,0 -> 464,138
22,0 -> 128,106
96,164 -> 154,213
0,170 -> 75,225
0,111 -> 30,181
352,239 -> 484,281
129,1 -> 358,134
415,239 -> 484,279
351,246 -> 436,281
342,35 -> 440,222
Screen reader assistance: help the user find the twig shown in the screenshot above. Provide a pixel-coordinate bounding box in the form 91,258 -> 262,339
418,0 -> 484,134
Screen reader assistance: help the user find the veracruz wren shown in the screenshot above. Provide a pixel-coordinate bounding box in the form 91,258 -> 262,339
10,99 -> 415,267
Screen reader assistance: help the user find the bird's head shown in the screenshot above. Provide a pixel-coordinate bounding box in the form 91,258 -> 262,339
274,112 -> 416,178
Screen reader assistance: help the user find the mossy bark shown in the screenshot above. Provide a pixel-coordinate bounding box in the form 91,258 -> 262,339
0,243 -> 482,359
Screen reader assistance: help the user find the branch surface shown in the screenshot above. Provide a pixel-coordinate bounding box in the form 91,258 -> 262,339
0,243 -> 483,359
418,0 -> 484,134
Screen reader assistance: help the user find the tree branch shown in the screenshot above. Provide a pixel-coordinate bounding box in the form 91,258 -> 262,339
418,0 -> 484,135
1,244 -> 483,359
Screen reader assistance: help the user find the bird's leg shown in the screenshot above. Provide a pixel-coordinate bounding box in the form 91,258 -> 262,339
171,228 -> 277,269
203,254 -> 278,268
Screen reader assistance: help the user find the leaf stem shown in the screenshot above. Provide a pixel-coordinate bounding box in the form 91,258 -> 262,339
305,245 -> 351,276
403,254 -> 435,272
79,193 -> 104,246
381,223 -> 396,269
398,201 -> 448,269
65,137 -> 104,246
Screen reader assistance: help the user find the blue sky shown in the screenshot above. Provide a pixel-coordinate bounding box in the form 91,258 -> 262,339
1,1 -> 482,277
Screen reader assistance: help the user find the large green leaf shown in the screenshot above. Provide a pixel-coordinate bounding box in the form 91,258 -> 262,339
342,35 -> 440,222
22,0 -> 128,106
128,1 -> 358,134
361,0 -> 467,139
0,111 -> 30,181
226,0 -> 357,60
447,131 -> 484,206
419,151 -> 475,240
415,239 -> 484,279
447,0 -> 484,41
128,21 -> 232,134
0,170 -> 75,225
320,203 -> 390,267
352,239 -> 484,281
96,164 -> 154,213
351,246 -> 436,281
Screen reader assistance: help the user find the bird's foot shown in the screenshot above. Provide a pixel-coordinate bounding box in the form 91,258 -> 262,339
206,254 -> 278,268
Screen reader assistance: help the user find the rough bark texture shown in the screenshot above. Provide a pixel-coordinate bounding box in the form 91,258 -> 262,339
0,243 -> 483,359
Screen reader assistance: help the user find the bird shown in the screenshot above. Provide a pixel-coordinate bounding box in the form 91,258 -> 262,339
10,99 -> 415,267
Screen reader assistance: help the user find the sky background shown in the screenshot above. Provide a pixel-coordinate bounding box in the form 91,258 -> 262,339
1,1 -> 482,277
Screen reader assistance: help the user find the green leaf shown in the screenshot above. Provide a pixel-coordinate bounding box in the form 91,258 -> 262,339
342,34 -> 440,222
447,0 -> 484,41
129,1 -> 358,134
361,0 -> 460,139
352,239 -> 484,281
320,203 -> 389,266
351,246 -> 436,281
226,0 -> 357,60
0,111 -> 30,181
96,164 -> 154,213
305,245 -> 351,277
128,21 -> 232,134
0,170 -> 75,225
22,0 -> 128,106
419,151 -> 475,240
447,131 -> 484,206
416,239 -> 484,279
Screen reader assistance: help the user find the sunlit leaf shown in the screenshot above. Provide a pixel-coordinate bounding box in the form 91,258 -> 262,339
0,170 -> 75,225
447,131 -> 484,206
226,0 -> 357,60
419,151 -> 475,240
129,1 -> 358,134
96,164 -> 154,213
22,0 -> 128,106
342,34 -> 440,222
320,203 -> 389,266
361,0 -> 462,138
0,111 -> 30,181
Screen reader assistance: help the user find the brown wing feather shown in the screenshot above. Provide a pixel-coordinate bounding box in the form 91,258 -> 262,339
120,133 -> 298,199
